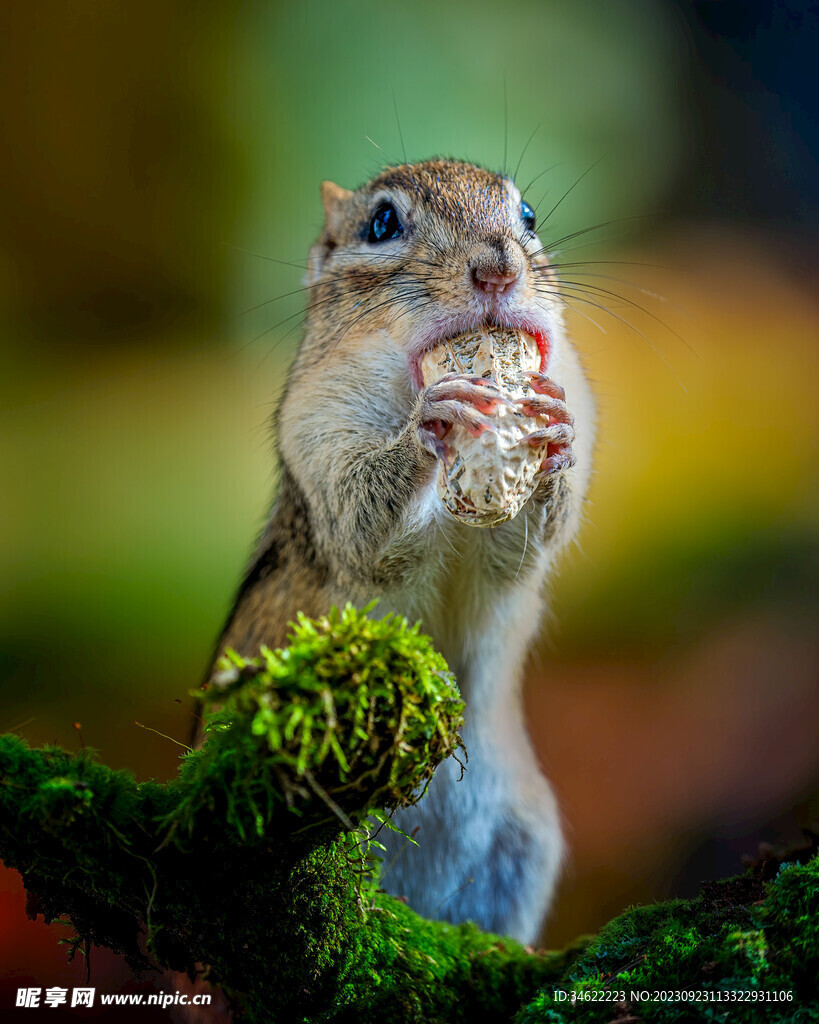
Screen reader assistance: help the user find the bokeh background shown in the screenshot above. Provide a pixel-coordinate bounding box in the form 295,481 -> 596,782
1,0 -> 817,1012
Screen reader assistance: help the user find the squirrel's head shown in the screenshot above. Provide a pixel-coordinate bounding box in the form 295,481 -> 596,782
304,159 -> 564,387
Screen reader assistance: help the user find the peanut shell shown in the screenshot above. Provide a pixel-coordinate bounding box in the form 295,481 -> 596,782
420,327 -> 543,527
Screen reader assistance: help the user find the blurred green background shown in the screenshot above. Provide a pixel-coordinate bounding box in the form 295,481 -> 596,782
1,0 -> 817,989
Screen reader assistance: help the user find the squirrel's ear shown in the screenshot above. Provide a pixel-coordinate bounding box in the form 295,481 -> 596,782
320,180 -> 353,231
305,181 -> 354,287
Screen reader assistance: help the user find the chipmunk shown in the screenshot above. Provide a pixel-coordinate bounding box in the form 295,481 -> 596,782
200,159 -> 595,945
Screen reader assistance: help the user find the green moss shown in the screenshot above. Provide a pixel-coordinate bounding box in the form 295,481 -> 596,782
0,725 -> 571,1023
0,736 -> 170,970
333,896 -> 581,1024
3,605 -> 557,1022
1,605 -> 815,1022
516,856 -> 819,1024
171,603 -> 465,844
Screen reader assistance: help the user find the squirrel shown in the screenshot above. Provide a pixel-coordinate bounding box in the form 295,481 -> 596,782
197,158 -> 595,945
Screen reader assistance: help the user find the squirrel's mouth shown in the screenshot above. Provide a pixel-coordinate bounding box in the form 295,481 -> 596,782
408,315 -> 551,391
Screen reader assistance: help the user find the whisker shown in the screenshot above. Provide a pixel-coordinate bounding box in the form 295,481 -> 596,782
323,288 -> 435,365
235,252 -> 443,323
547,259 -> 676,273
513,123 -> 541,183
224,242 -> 308,272
392,92 -> 418,195
539,156 -> 607,227
364,134 -> 399,166
555,297 -> 610,335
436,516 -> 462,560
514,512 -> 529,583
546,277 -> 689,350
236,282 -> 313,319
547,269 -> 693,327
531,215 -> 651,258
535,283 -> 687,390
520,161 -> 564,197
532,186 -> 553,220
240,290 -> 343,352
502,76 -> 509,177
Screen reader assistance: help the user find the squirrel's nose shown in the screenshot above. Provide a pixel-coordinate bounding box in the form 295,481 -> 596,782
471,239 -> 522,296
472,266 -> 520,295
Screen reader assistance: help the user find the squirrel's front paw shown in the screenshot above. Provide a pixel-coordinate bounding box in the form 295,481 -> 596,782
414,374 -> 508,458
517,372 -> 576,477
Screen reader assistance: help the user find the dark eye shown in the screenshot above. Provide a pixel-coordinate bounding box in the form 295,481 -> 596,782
520,199 -> 536,233
368,203 -> 403,243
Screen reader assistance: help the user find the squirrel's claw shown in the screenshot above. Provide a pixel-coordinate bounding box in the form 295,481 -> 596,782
518,378 -> 577,478
515,394 -> 574,424
425,377 -> 511,415
418,426 -> 450,460
415,374 -> 506,452
521,423 -> 574,449
538,449 -> 577,476
421,399 -> 495,438
522,372 -> 566,401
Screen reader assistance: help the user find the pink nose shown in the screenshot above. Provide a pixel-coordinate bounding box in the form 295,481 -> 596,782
472,266 -> 519,295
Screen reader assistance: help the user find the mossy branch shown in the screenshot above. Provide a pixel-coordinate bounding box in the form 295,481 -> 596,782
0,604 -> 816,1023
0,606 -> 570,1021
516,852 -> 819,1023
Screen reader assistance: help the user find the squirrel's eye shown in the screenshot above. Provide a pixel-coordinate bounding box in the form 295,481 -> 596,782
368,203 -> 403,243
520,200 -> 536,233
